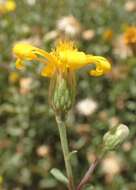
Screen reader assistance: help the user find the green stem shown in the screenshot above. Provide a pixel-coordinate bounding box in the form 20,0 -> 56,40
56,115 -> 75,190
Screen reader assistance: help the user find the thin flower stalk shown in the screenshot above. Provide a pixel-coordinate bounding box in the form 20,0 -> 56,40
56,115 -> 75,190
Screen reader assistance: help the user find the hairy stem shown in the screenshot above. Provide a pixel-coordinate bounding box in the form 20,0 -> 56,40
56,115 -> 75,190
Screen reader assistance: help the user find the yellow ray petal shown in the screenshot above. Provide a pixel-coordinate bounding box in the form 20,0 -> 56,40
15,59 -> 25,70
87,56 -> 111,76
41,64 -> 55,77
13,43 -> 37,60
13,42 -> 54,65
59,51 -> 90,70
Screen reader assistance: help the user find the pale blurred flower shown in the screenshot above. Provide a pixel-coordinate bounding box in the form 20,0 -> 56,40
76,98 -> 98,116
44,30 -> 59,42
36,145 -> 50,157
26,0 -> 36,6
20,77 -> 32,95
82,29 -> 95,41
125,1 -> 136,12
101,153 -> 123,183
27,36 -> 42,46
19,24 -> 31,35
122,141 -> 132,152
113,35 -> 132,58
108,116 -> 120,127
57,15 -> 81,37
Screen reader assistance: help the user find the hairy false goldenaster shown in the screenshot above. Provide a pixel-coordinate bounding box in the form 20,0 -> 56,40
13,40 -> 111,77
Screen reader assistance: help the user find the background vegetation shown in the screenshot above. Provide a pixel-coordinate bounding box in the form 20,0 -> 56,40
0,0 -> 136,189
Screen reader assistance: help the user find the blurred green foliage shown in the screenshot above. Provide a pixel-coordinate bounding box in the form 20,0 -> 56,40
0,0 -> 136,189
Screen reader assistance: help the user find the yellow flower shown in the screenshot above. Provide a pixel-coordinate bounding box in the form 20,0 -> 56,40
13,41 -> 111,112
103,29 -> 113,41
5,0 -> 16,12
124,26 -> 136,45
9,71 -> 19,83
13,40 -> 111,77
0,0 -> 16,14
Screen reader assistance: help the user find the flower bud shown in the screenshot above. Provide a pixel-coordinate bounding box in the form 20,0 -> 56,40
103,124 -> 129,151
49,70 -> 76,114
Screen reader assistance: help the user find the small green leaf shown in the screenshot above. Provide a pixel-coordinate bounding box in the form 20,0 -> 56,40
50,168 -> 68,185
67,150 -> 78,160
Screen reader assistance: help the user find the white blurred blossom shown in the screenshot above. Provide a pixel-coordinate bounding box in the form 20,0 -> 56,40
124,1 -> 136,12
57,15 -> 81,37
82,29 -> 95,41
19,77 -> 33,95
113,35 -> 132,59
109,116 -> 120,127
44,30 -> 58,42
101,153 -> 123,182
76,98 -> 98,116
36,145 -> 50,157
26,0 -> 36,6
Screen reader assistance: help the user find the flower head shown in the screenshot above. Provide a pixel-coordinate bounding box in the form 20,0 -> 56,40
103,29 -> 113,41
13,40 -> 111,113
13,40 -> 111,77
0,0 -> 16,14
124,26 -> 136,45
57,15 -> 81,37
8,71 -> 19,83
103,124 -> 129,151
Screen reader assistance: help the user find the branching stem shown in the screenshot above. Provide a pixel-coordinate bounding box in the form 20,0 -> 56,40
76,159 -> 99,190
76,151 -> 106,190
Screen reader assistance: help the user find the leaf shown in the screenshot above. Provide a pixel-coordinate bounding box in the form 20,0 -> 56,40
67,150 -> 78,160
50,168 -> 68,185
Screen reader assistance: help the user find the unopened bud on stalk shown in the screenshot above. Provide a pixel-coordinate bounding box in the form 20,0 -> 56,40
103,124 -> 129,151
49,70 -> 76,114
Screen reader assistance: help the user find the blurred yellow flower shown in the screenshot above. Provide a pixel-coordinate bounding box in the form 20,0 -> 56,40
13,40 -> 111,77
124,26 -> 136,45
103,29 -> 113,41
0,0 -> 16,14
9,71 -> 19,83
